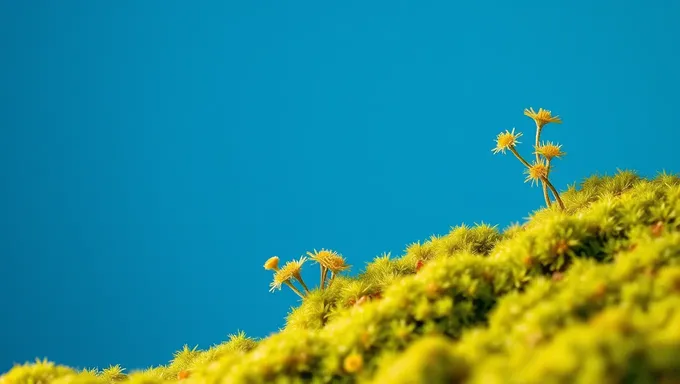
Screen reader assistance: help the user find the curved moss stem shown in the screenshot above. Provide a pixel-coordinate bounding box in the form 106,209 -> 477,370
327,272 -> 336,289
543,159 -> 553,208
534,124 -> 542,162
510,146 -> 564,211
534,124 -> 552,208
320,266 -> 328,291
509,146 -> 531,168
284,281 -> 305,298
542,183 -> 552,207
541,176 -> 565,210
294,275 -> 311,293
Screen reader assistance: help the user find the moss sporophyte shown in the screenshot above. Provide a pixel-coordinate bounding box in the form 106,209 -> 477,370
307,249 -> 350,290
265,256 -> 310,298
493,107 -> 566,210
264,249 -> 350,299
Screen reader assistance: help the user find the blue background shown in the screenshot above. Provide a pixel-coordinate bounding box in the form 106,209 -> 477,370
1,0 -> 678,373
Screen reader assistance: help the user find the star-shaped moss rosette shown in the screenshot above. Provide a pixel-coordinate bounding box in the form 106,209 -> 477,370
524,107 -> 562,129
492,108 -> 566,210
534,141 -> 565,161
492,128 -> 523,155
524,159 -> 550,186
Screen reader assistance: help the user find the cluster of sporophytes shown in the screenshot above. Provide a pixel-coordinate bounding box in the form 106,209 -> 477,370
264,249 -> 351,298
493,107 -> 566,210
3,170 -> 680,384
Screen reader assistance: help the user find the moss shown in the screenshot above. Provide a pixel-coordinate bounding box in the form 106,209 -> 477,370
370,336 -> 469,384
4,170 -> 680,383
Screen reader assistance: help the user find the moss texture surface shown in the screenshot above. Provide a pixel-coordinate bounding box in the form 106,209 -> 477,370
3,170 -> 680,384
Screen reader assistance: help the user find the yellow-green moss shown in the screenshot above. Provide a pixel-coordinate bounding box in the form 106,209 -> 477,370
4,170 -> 680,384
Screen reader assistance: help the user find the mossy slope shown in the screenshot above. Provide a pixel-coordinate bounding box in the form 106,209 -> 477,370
3,170 -> 680,384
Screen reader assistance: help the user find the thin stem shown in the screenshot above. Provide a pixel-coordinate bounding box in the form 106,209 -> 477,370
534,124 -> 542,162
326,272 -> 336,289
320,266 -> 327,291
542,159 -> 552,208
542,183 -> 552,207
511,146 -> 563,210
284,281 -> 305,299
509,146 -> 531,168
534,124 -> 552,208
541,176 -> 565,210
294,275 -> 311,293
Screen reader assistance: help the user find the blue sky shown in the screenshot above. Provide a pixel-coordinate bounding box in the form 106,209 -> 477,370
1,0 -> 678,373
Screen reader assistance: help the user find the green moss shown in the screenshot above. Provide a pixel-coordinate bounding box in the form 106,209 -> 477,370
370,336 -> 469,384
4,170 -> 680,384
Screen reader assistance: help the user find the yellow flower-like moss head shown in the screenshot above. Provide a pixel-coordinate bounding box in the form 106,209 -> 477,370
534,141 -> 566,160
524,159 -> 550,186
492,128 -> 523,154
524,107 -> 562,128
343,353 -> 364,373
269,256 -> 307,292
307,249 -> 350,273
263,256 -> 280,271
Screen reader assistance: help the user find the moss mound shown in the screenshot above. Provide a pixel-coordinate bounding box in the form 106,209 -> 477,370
3,170 -> 680,384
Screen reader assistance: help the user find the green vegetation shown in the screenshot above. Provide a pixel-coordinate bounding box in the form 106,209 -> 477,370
4,106 -> 680,383
4,170 -> 679,383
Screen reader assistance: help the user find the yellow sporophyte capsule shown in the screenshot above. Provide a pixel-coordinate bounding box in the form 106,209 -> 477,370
264,256 -> 280,271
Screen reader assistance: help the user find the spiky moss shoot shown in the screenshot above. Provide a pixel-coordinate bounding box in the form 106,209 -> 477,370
285,290 -> 329,330
535,141 -> 565,160
492,128 -> 522,154
371,336 -> 469,384
186,352 -> 243,384
100,365 -> 127,382
524,159 -> 550,186
339,279 -> 376,307
136,366 -> 165,380
601,169 -> 640,195
434,223 -> 502,256
502,222 -> 525,240
161,345 -> 201,380
342,353 -> 364,373
359,253 -> 410,293
223,330 -> 259,354
524,107 -> 562,128
263,256 -> 279,270
408,240 -> 437,259
191,330 -> 259,367
468,223 -> 503,255
0,359 -> 80,384
655,169 -> 680,188
399,241 -> 437,273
